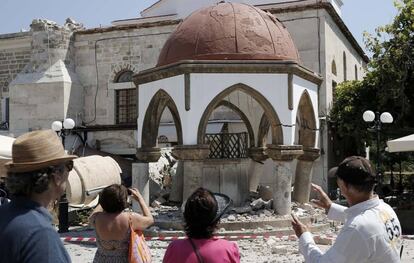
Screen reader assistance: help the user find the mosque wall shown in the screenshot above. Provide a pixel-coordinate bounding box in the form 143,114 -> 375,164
72,24 -> 176,151
0,33 -> 32,127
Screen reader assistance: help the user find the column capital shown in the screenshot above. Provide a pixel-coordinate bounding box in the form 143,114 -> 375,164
248,147 -> 268,162
171,144 -> 210,160
266,144 -> 303,161
136,147 -> 161,163
298,147 -> 320,162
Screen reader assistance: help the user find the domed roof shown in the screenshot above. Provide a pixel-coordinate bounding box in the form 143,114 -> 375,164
157,2 -> 300,67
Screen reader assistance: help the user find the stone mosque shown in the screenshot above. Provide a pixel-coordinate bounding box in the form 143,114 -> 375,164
0,0 -> 367,214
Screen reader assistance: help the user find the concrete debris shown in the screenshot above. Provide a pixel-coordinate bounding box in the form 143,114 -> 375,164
250,198 -> 272,211
226,215 -> 236,221
271,245 -> 289,254
149,148 -> 177,203
64,18 -> 85,31
232,205 -> 253,214
151,197 -> 167,208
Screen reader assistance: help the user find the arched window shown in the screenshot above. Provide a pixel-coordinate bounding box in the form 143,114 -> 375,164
115,70 -> 133,83
343,52 -> 347,81
331,60 -> 337,76
354,65 -> 358,80
114,70 -> 137,124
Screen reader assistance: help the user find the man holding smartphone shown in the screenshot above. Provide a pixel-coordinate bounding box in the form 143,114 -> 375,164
291,156 -> 402,263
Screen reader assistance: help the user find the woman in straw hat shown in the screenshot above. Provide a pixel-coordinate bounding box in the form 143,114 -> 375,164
0,129 -> 77,263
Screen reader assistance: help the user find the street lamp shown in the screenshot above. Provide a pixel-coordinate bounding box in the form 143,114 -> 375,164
51,118 -> 75,233
363,110 -> 393,193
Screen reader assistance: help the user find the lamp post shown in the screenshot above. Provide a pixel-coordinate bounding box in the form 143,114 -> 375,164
362,110 -> 393,193
51,118 -> 75,233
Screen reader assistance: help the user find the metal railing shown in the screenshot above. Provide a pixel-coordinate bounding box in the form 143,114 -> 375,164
205,132 -> 248,159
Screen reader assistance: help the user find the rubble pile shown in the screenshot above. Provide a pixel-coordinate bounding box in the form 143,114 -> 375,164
149,148 -> 177,206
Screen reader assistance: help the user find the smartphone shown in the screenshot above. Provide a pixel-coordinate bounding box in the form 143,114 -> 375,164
127,188 -> 132,195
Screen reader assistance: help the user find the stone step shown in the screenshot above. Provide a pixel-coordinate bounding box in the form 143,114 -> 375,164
155,215 -> 317,231
144,222 -> 330,238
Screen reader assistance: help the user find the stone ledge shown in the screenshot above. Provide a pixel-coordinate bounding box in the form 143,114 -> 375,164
136,147 -> 161,163
266,145 -> 303,161
171,144 -> 210,160
298,147 -> 320,162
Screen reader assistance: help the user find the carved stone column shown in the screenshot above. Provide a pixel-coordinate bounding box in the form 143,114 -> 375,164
172,145 -> 210,202
247,147 -> 268,192
293,147 -> 320,204
267,145 -> 303,215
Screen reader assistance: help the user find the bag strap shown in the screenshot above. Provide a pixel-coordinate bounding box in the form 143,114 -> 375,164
188,238 -> 205,263
129,212 -> 133,229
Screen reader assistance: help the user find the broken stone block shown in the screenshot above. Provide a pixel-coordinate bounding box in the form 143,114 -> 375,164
232,206 -> 253,214
258,185 -> 272,201
314,235 -> 334,245
151,197 -> 166,208
271,245 -> 288,254
250,198 -> 272,211
227,215 -> 236,221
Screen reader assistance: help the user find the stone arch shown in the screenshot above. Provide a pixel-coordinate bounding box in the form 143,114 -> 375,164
110,63 -> 139,83
197,83 -> 283,145
295,90 -> 316,147
257,113 -> 270,147
215,100 -> 255,148
141,89 -> 183,148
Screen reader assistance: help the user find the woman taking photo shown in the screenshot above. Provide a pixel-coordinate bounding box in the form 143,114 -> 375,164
163,187 -> 240,263
89,184 -> 153,263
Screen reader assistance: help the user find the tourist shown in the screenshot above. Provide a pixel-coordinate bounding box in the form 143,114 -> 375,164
89,184 -> 154,262
163,187 -> 240,263
0,130 -> 77,263
291,156 -> 402,263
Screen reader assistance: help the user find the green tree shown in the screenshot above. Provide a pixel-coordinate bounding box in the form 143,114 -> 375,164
329,0 -> 414,160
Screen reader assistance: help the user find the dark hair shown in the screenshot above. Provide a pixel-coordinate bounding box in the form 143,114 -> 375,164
99,184 -> 128,213
6,165 -> 66,196
336,156 -> 376,193
184,187 -> 218,239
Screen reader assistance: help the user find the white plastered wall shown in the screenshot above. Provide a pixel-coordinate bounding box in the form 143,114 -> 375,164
291,75 -> 319,148
138,72 -> 318,148
137,75 -> 185,148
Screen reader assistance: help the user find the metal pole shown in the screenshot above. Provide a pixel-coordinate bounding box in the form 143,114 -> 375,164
58,128 -> 69,233
375,112 -> 383,195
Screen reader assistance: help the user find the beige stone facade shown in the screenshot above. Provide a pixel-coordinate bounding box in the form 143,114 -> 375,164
0,0 -> 367,195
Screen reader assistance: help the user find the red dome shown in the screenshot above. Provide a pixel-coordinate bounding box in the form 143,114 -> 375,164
157,2 -> 300,67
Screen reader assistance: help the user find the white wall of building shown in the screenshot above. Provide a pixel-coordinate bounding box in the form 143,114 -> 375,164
138,72 -> 318,148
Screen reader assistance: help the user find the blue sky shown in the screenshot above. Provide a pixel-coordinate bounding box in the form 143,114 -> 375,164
0,0 -> 397,53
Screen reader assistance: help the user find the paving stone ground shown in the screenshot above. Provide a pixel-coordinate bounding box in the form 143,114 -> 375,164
64,235 -> 414,263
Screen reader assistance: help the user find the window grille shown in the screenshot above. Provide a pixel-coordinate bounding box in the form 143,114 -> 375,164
205,132 -> 248,159
116,89 -> 137,124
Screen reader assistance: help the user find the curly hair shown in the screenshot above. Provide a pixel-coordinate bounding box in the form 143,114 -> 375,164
184,188 -> 218,239
6,165 -> 65,196
99,184 -> 128,213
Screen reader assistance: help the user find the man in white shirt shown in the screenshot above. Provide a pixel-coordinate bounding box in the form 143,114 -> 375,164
291,156 -> 402,263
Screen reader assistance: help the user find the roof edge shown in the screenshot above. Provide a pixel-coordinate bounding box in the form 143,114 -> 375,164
265,1 -> 369,63
134,60 -> 323,86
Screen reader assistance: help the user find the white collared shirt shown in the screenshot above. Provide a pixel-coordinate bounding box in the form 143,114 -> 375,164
299,196 -> 402,263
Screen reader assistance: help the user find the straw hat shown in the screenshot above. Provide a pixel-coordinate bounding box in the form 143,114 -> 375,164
5,130 -> 77,173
